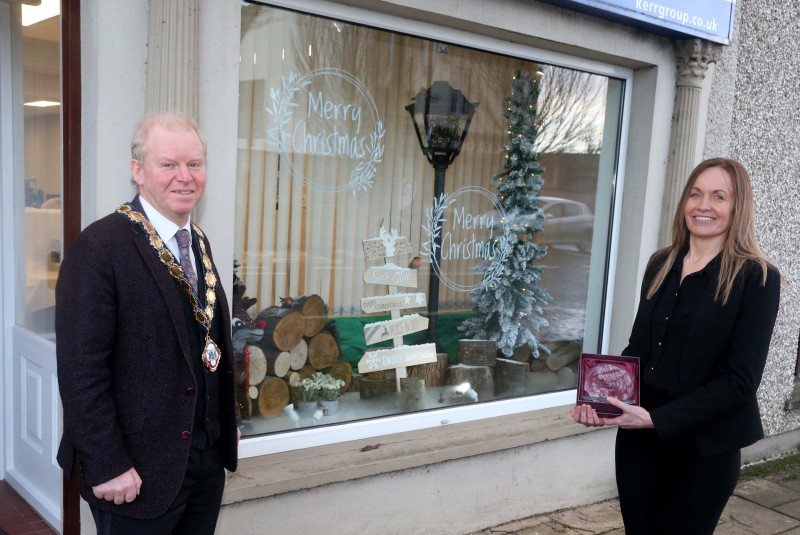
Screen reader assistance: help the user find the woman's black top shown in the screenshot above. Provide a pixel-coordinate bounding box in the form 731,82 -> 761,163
622,250 -> 780,457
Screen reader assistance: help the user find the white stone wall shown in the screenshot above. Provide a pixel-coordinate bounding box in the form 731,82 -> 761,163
217,428 -> 618,535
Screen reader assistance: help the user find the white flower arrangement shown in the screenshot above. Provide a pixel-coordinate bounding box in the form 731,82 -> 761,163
294,372 -> 345,402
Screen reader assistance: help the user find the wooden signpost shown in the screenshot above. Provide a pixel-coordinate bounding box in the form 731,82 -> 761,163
360,292 -> 426,314
358,344 -> 438,374
359,227 -> 436,391
363,314 -> 428,345
362,266 -> 418,288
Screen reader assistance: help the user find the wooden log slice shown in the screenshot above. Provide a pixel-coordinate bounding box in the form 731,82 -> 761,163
349,374 -> 363,393
245,344 -> 268,385
326,360 -> 352,394
289,339 -> 308,370
296,365 -> 316,381
257,376 -> 289,418
263,348 -> 291,378
307,331 -> 339,370
545,341 -> 582,371
407,353 -> 450,387
528,369 -> 559,392
256,306 -> 305,351
458,340 -> 497,367
359,376 -> 395,399
293,294 -> 327,337
512,345 -> 532,363
556,366 -> 576,388
400,377 -> 425,410
284,371 -> 300,387
529,357 -> 548,372
495,358 -> 529,396
447,364 -> 494,398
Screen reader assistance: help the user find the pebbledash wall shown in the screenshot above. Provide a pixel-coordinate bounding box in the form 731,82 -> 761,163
75,0 -> 800,534
703,0 -> 800,440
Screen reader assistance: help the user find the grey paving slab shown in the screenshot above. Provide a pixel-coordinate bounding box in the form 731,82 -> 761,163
764,470 -> 800,482
775,499 -> 800,521
773,477 -> 800,493
515,524 -> 584,535
549,502 -> 623,533
720,495 -> 800,535
712,520 -> 761,535
735,478 -> 800,508
476,454 -> 800,535
481,514 -> 554,533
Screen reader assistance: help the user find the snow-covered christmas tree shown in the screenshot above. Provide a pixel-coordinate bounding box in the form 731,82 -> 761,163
459,69 -> 550,358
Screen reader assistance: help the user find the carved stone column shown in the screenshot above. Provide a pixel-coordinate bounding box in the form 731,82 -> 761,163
658,39 -> 723,246
144,0 -> 199,118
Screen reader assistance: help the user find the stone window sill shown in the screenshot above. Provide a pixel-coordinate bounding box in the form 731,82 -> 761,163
223,405 -> 590,504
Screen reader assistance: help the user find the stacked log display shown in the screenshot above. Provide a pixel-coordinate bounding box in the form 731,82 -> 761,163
242,294 -> 350,418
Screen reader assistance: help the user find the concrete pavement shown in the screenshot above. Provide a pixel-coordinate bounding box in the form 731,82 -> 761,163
470,453 -> 800,534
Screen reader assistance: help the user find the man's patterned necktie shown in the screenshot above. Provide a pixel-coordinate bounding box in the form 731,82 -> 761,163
176,229 -> 198,294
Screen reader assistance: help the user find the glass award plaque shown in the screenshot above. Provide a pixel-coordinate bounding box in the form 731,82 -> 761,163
577,353 -> 640,417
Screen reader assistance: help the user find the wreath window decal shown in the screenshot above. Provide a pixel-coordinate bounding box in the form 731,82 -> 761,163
266,69 -> 385,195
421,186 -> 514,293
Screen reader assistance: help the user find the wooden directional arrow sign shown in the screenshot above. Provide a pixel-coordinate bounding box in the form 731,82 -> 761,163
358,343 -> 438,374
363,236 -> 412,260
363,266 -> 418,288
363,314 -> 428,345
360,292 -> 427,314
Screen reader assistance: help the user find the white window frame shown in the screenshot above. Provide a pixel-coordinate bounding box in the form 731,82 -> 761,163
238,0 -> 633,458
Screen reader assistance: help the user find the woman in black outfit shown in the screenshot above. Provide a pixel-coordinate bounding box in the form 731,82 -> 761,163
572,158 -> 781,534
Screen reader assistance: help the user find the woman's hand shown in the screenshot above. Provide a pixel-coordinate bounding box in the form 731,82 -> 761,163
571,396 -> 655,430
603,396 -> 654,429
571,403 -> 608,427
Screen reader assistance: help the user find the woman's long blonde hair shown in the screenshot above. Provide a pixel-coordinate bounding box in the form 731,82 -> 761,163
646,158 -> 769,305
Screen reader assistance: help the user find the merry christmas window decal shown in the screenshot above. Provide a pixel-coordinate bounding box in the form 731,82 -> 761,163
235,2 -> 624,437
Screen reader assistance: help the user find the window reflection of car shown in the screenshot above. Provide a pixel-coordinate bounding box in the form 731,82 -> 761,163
537,196 -> 594,253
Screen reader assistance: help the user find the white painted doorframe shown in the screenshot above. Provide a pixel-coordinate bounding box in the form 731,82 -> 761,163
0,2 -> 63,532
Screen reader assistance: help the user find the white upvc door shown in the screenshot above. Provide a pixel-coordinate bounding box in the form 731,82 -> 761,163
1,1 -> 64,532
8,327 -> 62,531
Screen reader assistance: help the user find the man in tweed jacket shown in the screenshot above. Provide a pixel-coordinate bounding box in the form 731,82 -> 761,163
56,114 -> 238,534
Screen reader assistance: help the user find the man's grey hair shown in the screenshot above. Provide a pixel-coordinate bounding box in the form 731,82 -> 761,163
130,113 -> 208,164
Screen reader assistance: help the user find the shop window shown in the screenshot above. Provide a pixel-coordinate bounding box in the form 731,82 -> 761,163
235,2 -> 625,438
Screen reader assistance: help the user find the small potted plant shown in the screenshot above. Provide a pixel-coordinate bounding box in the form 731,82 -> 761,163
316,372 -> 346,415
291,377 -> 320,415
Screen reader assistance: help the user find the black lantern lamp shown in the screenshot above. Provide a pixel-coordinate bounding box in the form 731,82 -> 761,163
406,81 -> 478,351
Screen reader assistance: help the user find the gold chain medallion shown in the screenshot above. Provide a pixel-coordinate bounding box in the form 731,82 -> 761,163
117,204 -> 221,371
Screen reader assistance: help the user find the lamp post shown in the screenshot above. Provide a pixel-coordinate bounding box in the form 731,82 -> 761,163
406,81 -> 478,351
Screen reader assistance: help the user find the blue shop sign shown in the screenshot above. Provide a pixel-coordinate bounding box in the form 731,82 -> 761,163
538,0 -> 736,45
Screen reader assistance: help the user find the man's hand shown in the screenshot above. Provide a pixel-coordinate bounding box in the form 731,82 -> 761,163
92,467 -> 142,505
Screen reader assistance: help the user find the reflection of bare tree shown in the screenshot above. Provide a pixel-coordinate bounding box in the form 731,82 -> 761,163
535,66 -> 605,154
458,60 -> 606,155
